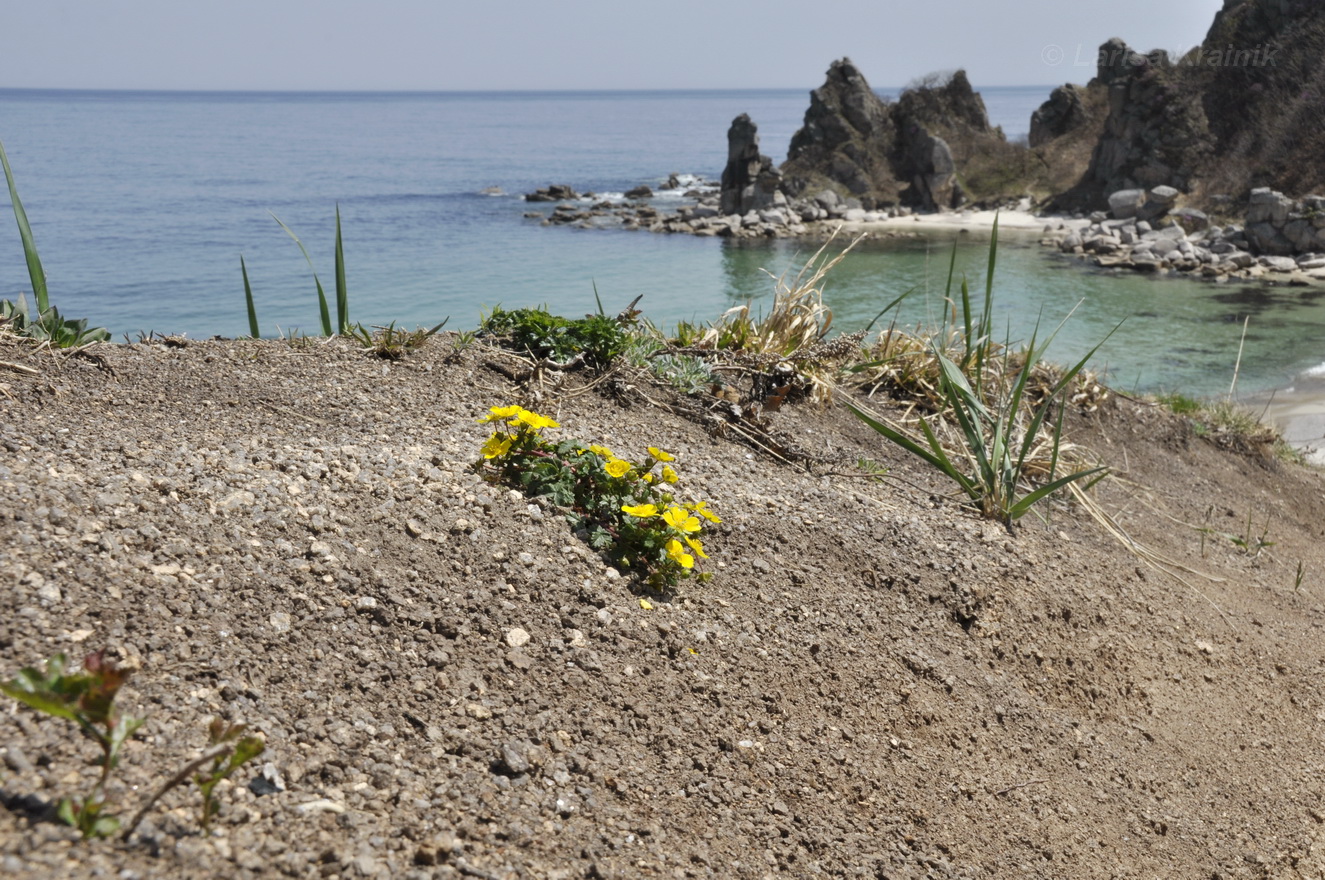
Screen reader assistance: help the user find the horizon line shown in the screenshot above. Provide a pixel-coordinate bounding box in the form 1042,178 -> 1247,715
0,84 -> 1064,96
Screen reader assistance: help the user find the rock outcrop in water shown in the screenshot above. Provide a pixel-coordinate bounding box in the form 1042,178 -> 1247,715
780,60 -> 1014,212
780,58 -> 900,208
718,114 -> 784,216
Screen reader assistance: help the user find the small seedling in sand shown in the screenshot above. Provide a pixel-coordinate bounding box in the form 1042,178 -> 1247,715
349,318 -> 449,360
194,719 -> 266,831
0,651 -> 143,838
3,653 -> 267,840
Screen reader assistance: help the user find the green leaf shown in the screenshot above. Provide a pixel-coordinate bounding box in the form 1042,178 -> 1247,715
271,212 -> 333,336
0,139 -> 48,313
241,255 -> 260,338
334,204 -> 348,334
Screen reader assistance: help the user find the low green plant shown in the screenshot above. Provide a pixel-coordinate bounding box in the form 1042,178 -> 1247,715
480,306 -> 628,368
0,652 -> 143,838
473,404 -> 720,588
1,139 -> 110,347
451,329 -> 478,354
1,296 -> 111,347
194,719 -> 266,831
1157,391 -> 1203,416
2,652 -> 266,839
847,220 -> 1114,527
348,318 -> 448,359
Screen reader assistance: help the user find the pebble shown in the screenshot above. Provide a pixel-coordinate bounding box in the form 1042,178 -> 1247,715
295,798 -> 347,815
505,627 -> 531,647
269,612 -> 292,633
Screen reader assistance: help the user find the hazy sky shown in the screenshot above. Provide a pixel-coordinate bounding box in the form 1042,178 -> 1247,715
1,0 -> 1226,91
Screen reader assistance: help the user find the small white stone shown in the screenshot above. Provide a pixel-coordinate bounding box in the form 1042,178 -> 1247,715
295,798 -> 346,815
506,627 -> 531,648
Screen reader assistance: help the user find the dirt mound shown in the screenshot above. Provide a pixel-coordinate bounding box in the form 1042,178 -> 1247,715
3,335 -> 1325,878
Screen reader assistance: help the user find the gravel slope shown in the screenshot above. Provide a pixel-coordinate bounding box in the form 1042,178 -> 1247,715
2,334 -> 1325,879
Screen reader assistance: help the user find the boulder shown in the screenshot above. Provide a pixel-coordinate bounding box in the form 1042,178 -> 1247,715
1108,189 -> 1147,220
1173,208 -> 1210,234
1139,185 -> 1181,221
624,185 -> 653,200
1261,255 -> 1299,272
1245,221 -> 1295,256
1247,188 -> 1294,226
719,114 -> 783,216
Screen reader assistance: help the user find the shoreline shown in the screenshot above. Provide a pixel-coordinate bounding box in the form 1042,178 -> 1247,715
1244,377 -> 1325,465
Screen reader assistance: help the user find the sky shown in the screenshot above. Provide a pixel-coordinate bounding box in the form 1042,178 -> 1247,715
0,0 -> 1227,91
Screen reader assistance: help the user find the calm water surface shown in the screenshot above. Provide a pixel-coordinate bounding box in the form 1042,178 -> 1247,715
1,87 -> 1321,396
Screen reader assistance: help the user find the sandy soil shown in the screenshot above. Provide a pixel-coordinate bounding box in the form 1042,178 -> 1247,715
846,210 -> 1089,236
3,333 -> 1325,879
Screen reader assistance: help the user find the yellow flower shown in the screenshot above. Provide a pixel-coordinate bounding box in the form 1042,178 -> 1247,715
665,538 -> 695,569
480,432 -> 513,459
639,598 -> 654,610
588,444 -> 615,460
478,405 -> 522,424
688,501 -> 722,524
683,535 -> 708,559
642,473 -> 655,484
647,446 -> 675,462
660,465 -> 678,484
513,409 -> 559,430
621,502 -> 659,518
604,459 -> 632,478
663,507 -> 701,534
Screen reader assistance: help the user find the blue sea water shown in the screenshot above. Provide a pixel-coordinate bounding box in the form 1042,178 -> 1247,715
2,86 -> 1325,396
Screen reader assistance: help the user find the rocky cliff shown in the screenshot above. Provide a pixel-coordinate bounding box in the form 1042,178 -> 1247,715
780,60 -> 1019,212
780,58 -> 901,208
1038,0 -> 1325,213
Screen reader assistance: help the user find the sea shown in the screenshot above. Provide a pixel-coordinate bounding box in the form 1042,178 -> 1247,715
3,86 -> 1325,397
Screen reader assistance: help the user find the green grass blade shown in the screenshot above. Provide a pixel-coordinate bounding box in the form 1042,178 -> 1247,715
1008,465 -> 1109,520
0,139 -> 50,313
334,204 -> 348,334
240,255 -> 260,339
592,280 -> 605,317
271,212 -> 332,336
845,401 -> 975,499
863,285 -> 918,333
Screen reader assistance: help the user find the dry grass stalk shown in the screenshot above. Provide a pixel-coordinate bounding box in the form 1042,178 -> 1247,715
704,227 -> 865,356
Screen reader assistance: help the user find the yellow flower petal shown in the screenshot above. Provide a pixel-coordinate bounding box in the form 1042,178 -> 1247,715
604,459 -> 632,478
663,507 -> 702,533
660,465 -> 678,484
513,409 -> 559,430
478,404 -> 523,423
688,501 -> 722,523
480,432 -> 513,459
589,444 -> 615,460
683,535 -> 708,559
647,446 -> 675,462
665,539 -> 695,569
621,503 -> 659,518
639,598 -> 653,610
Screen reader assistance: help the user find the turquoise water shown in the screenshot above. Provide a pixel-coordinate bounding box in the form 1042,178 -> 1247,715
1,87 -> 1322,396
